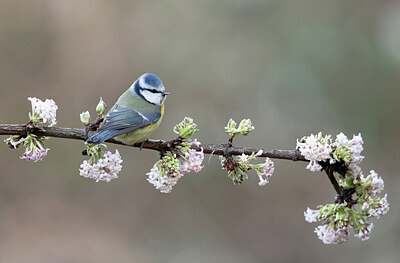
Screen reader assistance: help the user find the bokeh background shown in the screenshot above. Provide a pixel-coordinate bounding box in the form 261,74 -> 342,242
0,0 -> 399,262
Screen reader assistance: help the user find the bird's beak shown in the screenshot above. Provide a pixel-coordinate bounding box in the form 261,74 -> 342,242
162,90 -> 170,95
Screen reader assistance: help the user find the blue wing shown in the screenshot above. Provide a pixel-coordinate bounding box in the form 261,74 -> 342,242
87,104 -> 161,144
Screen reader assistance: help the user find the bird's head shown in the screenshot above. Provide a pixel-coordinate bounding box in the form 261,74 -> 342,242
133,73 -> 169,105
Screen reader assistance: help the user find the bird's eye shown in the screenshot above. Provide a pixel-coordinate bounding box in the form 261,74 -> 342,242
149,89 -> 158,93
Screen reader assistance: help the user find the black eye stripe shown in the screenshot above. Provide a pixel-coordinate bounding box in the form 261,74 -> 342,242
148,89 -> 158,93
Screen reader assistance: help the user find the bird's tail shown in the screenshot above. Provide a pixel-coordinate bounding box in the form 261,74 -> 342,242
86,130 -> 119,144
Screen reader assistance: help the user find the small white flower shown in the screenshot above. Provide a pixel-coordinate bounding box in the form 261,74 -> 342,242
349,163 -> 362,177
335,132 -> 348,146
354,223 -> 373,241
257,158 -> 274,186
369,170 -> 384,194
348,133 -> 364,165
238,153 -> 249,166
255,150 -> 263,157
361,202 -> 369,211
304,207 -> 321,223
360,170 -> 385,195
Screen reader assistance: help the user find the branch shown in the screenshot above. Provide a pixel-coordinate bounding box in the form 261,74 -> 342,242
0,124 -> 307,162
321,162 -> 343,196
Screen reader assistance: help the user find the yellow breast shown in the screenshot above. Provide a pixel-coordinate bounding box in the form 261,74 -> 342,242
114,105 -> 164,145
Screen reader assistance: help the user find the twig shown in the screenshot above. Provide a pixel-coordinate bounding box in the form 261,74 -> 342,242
322,163 -> 343,196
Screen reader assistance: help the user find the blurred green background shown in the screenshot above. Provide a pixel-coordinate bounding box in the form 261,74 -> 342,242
0,0 -> 399,262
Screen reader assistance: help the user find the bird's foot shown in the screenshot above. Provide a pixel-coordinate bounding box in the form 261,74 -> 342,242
139,140 -> 147,151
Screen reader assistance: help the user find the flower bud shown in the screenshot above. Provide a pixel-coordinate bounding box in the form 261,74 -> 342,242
224,118 -> 255,137
173,117 -> 199,139
332,145 -> 352,164
80,111 -> 91,126
237,119 -> 255,135
96,97 -> 107,115
224,118 -> 237,136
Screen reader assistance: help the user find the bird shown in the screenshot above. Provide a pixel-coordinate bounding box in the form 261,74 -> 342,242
87,73 -> 169,146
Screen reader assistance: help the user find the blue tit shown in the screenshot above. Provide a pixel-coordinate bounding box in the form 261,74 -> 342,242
87,73 -> 169,145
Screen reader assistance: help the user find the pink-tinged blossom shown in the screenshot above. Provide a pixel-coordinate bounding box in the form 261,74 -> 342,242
335,132 -> 348,146
348,133 -> 364,165
238,153 -> 249,166
21,147 -> 48,162
349,163 -> 362,177
179,140 -> 204,174
147,140 -> 203,193
79,150 -> 122,182
146,166 -> 180,193
333,133 -> 364,176
368,194 -> 390,218
369,170 -> 384,195
361,202 -> 370,211
257,158 -> 274,186
147,155 -> 182,193
314,224 -> 349,245
9,138 -> 22,148
20,140 -> 48,162
304,207 -> 321,223
360,170 -> 385,195
4,135 -> 24,149
297,132 -> 332,172
354,223 -> 373,241
28,97 -> 58,126
335,132 -> 364,166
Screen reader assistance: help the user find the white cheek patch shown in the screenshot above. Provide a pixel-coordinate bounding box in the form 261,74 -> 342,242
141,90 -> 163,105
139,76 -> 154,90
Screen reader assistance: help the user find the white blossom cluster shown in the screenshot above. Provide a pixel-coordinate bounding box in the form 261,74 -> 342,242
146,118 -> 205,193
179,140 -> 204,174
147,165 -> 181,193
333,132 -> 364,176
296,132 -> 333,172
299,132 -> 389,244
146,140 -> 205,193
28,97 -> 58,126
20,140 -> 49,162
314,224 -> 350,245
4,97 -> 58,162
5,135 -> 49,162
79,150 -> 123,182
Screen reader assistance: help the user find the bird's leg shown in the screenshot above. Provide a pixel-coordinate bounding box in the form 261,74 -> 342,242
139,140 -> 147,151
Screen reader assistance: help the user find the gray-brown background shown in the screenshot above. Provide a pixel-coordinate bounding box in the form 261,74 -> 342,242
0,0 -> 399,262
